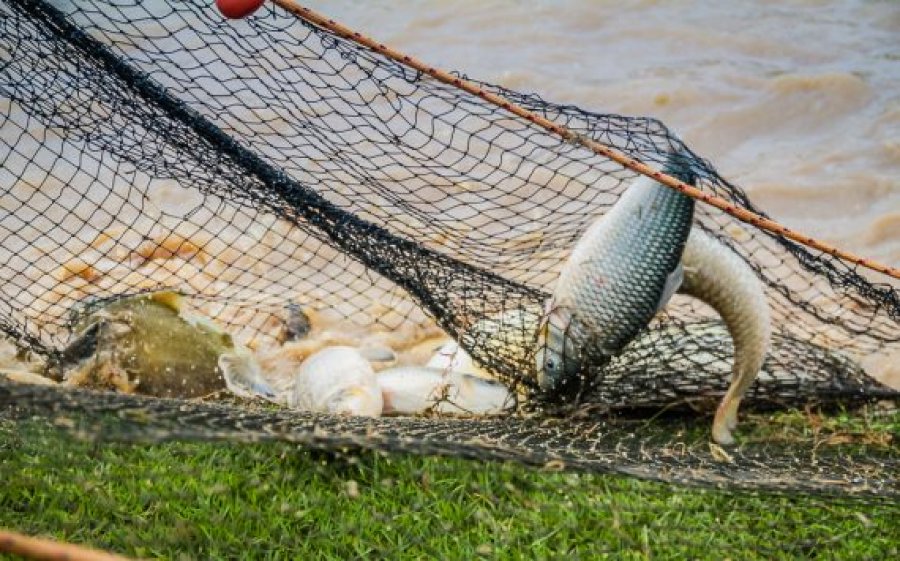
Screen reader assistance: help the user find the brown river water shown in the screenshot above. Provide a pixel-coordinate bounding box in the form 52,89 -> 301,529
313,0 -> 900,266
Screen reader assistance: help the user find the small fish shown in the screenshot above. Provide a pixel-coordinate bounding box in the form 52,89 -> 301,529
377,366 -> 514,416
426,310 -> 541,381
277,302 -> 312,344
289,346 -> 383,417
398,336 -> 454,367
679,228 -> 770,445
427,341 -> 485,376
58,291 -> 235,398
536,151 -> 697,398
217,348 -> 278,401
467,308 -> 540,376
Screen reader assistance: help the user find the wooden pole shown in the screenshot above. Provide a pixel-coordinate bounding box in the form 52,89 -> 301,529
0,529 -> 138,561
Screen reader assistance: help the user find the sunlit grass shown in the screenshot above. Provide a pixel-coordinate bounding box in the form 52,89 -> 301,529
1,414 -> 897,560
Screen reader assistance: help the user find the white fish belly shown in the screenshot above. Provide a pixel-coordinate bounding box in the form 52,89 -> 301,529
290,346 -> 383,417
378,366 -> 512,416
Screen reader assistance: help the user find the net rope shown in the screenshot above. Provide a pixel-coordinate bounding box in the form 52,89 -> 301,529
0,0 -> 898,499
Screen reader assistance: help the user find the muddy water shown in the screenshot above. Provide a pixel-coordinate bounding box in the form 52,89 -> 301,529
314,0 -> 900,265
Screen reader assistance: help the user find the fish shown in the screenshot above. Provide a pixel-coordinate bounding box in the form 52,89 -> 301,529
377,366 -> 514,416
0,336 -> 45,374
276,302 -> 312,344
58,291 -> 236,398
538,225 -> 771,444
427,341 -> 487,377
289,346 -> 383,417
466,308 -> 541,378
0,368 -> 56,386
534,149 -> 771,444
426,309 -> 543,381
254,339 -> 396,400
358,345 -> 398,369
398,336 -> 455,367
217,348 -> 278,401
536,150 -> 697,398
678,228 -> 770,445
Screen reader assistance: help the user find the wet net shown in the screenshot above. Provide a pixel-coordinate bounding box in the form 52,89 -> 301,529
1,0 -> 898,511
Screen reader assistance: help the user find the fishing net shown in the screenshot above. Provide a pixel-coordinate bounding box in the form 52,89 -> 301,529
1,0 -> 898,514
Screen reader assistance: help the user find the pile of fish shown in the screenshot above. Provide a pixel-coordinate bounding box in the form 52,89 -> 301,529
0,290 -> 517,418
1,149 -> 776,444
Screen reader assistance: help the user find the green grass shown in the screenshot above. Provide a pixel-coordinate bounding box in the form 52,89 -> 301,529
1,417 -> 898,560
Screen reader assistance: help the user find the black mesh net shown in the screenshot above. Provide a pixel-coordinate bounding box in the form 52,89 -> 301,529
1,0 -> 898,509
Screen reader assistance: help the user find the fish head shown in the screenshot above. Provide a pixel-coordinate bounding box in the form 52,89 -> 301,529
535,306 -> 583,396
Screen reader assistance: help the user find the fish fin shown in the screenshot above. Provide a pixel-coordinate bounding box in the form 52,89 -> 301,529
218,349 -> 280,402
182,312 -> 233,346
655,263 -> 683,313
279,303 -> 312,343
546,304 -> 573,329
59,321 -> 103,365
148,290 -> 183,313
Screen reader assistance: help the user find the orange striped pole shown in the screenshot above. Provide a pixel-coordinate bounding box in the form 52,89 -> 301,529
269,0 -> 899,280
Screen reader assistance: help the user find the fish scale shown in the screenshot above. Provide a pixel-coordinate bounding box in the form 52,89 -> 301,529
538,152 -> 696,396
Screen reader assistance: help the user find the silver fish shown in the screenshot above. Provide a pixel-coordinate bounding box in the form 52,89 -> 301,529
536,151 -> 696,397
538,224 -> 771,444
377,366 -> 514,416
289,346 -> 383,417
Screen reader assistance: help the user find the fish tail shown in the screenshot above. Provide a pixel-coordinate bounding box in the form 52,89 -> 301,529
680,228 -> 771,444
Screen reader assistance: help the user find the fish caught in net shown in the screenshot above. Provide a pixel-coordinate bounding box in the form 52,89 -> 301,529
0,0 -> 898,500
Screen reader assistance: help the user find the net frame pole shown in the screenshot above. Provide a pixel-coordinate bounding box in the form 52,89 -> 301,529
0,529 -> 137,561
269,0 -> 900,280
